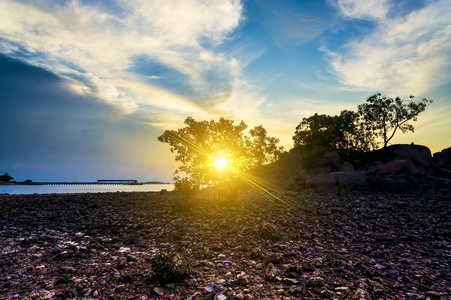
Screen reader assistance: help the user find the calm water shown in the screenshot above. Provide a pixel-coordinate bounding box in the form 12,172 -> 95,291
0,184 -> 174,195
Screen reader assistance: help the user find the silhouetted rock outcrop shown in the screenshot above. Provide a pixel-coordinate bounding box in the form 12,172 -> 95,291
433,147 -> 451,167
252,144 -> 450,194
364,144 -> 433,175
433,147 -> 451,179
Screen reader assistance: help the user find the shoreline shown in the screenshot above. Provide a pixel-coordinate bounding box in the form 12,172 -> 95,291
1,190 -> 450,299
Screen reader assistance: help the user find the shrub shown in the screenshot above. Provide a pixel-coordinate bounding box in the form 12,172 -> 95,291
151,252 -> 192,283
257,221 -> 281,242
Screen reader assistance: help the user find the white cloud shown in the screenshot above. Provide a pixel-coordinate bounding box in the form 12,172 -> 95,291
0,0 -> 243,114
325,0 -> 451,95
332,0 -> 390,20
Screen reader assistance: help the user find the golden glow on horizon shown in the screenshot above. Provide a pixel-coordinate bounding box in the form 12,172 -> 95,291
165,130 -> 292,206
214,157 -> 228,169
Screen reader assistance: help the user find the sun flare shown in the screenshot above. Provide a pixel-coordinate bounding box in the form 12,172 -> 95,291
214,157 -> 228,169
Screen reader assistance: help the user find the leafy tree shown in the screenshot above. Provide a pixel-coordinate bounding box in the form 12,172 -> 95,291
158,117 -> 284,200
293,110 -> 374,169
293,110 -> 373,151
358,93 -> 432,148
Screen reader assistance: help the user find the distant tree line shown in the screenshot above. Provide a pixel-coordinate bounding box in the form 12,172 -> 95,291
0,173 -> 13,183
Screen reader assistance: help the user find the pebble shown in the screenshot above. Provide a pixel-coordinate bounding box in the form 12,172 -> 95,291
205,283 -> 224,293
283,278 -> 298,285
214,294 -> 227,300
374,263 -> 386,269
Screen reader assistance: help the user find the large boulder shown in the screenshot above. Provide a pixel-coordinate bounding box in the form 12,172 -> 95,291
364,144 -> 433,176
433,147 -> 451,179
360,144 -> 436,193
433,147 -> 451,168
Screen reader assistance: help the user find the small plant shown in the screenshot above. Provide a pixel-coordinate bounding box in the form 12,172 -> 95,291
257,221 -> 281,242
268,252 -> 284,264
151,252 -> 192,283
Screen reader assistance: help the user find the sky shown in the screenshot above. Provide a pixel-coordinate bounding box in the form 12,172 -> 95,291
1,0 -> 450,182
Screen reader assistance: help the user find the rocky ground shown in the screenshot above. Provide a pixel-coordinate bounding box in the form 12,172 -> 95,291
0,188 -> 450,299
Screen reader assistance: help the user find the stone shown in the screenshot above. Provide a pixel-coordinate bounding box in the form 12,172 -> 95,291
433,147 -> 451,167
435,166 -> 451,179
214,293 -> 227,300
283,278 -> 298,285
153,288 -> 164,296
366,144 -> 433,175
235,273 -> 249,286
340,161 -> 355,172
265,263 -> 278,280
376,160 -> 417,174
314,151 -> 341,172
205,283 -> 224,293
126,254 -> 137,262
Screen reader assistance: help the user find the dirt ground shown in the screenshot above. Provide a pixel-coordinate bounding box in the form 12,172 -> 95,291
1,189 -> 450,299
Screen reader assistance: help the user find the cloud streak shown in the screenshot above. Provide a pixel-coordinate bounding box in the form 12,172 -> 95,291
324,0 -> 451,95
0,0 -> 243,117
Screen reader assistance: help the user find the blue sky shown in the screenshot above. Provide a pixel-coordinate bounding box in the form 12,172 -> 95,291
1,0 -> 450,182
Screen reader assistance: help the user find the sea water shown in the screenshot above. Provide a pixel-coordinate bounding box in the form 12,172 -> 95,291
0,184 -> 174,195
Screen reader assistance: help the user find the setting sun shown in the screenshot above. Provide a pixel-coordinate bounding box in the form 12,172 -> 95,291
214,158 -> 228,169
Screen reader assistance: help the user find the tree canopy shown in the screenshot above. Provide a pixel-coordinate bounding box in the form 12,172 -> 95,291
358,93 -> 432,148
158,117 -> 284,197
293,110 -> 374,153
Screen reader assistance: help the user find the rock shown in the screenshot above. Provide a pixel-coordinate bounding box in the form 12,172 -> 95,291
247,260 -> 256,266
52,244 -> 61,254
283,278 -> 298,285
375,159 -> 417,174
340,161 -> 355,172
255,263 -> 264,270
153,288 -> 164,296
314,151 -> 341,173
235,273 -> 249,286
205,283 -> 224,293
366,144 -> 433,175
434,166 -> 451,179
117,256 -> 127,269
214,294 -> 227,300
126,254 -> 137,262
265,263 -> 278,280
426,291 -> 446,297
433,147 -> 451,167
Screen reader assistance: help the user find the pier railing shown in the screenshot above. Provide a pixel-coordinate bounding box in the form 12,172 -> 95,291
34,180 -> 139,186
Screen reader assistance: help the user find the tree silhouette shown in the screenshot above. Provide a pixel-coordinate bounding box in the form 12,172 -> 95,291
158,117 -> 284,200
0,173 -> 13,183
358,93 -> 432,148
